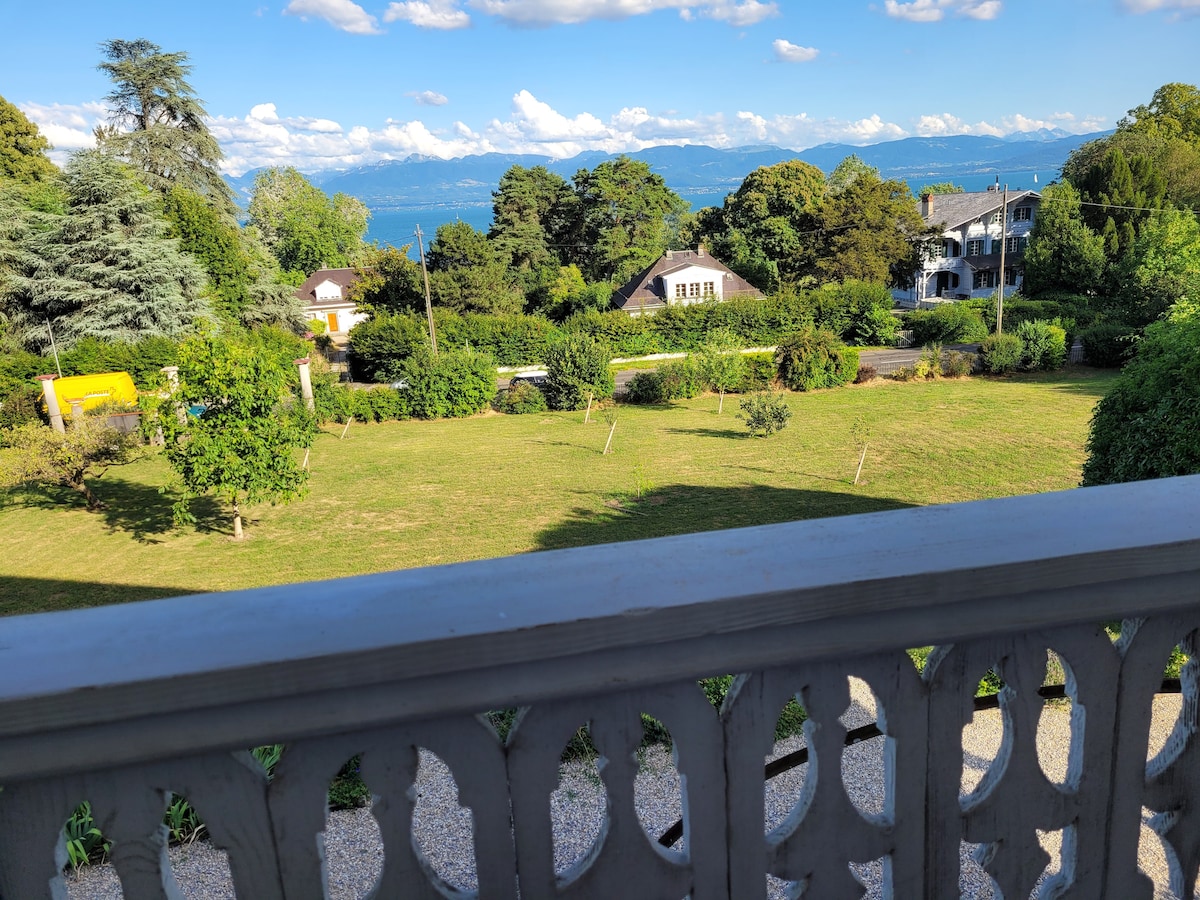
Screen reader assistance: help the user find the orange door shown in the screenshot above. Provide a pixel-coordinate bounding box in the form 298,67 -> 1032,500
327,312 -> 339,332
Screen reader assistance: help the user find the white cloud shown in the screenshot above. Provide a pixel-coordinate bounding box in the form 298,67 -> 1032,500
1120,0 -> 1200,16
407,90 -> 451,106
464,0 -> 776,26
772,39 -> 819,63
283,0 -> 383,34
913,110 -> 1107,137
384,0 -> 472,28
19,101 -> 106,162
882,0 -> 1002,22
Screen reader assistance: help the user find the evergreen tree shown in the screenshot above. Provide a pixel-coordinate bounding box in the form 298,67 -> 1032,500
1021,182 -> 1106,298
489,164 -> 572,273
1,151 -> 209,349
95,38 -> 234,211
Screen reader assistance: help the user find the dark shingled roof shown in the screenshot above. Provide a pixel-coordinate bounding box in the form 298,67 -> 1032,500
294,268 -> 361,309
920,189 -> 1040,231
612,249 -> 764,312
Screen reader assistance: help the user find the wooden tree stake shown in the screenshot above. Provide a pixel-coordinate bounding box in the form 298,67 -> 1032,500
302,448 -> 311,470
585,393 -> 594,424
340,416 -> 354,440
854,444 -> 868,485
603,419 -> 617,455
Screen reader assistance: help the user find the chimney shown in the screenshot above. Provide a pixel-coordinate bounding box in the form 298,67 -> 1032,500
697,243 -> 706,257
665,249 -> 674,260
921,193 -> 933,217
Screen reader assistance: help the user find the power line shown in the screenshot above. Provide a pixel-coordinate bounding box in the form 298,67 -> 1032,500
1038,195 -> 1200,216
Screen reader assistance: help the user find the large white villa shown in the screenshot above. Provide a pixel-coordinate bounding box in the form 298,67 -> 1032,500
894,187 -> 1041,308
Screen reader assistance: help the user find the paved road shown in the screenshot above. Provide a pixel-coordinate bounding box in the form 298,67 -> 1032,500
497,344 -> 981,393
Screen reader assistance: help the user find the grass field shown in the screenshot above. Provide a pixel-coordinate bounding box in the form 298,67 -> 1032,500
0,368 -> 1116,615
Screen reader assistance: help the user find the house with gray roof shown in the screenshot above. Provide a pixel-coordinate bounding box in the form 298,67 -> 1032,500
294,267 -> 369,334
612,247 -> 764,316
894,187 -> 1041,308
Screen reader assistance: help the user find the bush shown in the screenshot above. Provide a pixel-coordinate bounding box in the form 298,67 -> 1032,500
943,351 -> 975,377
739,353 -> 775,392
347,313 -> 430,382
402,348 -> 495,419
624,358 -> 704,404
1082,300 -> 1200,485
738,391 -> 792,437
854,363 -> 878,383
775,328 -> 857,391
811,280 -> 898,346
562,309 -> 659,357
543,334 -> 614,410
1015,320 -> 1067,371
0,385 -> 45,436
1080,322 -> 1138,368
978,333 -> 1024,375
494,380 -> 548,414
907,303 -> 990,344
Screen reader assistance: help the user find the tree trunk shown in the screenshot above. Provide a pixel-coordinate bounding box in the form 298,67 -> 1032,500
71,478 -> 104,511
232,500 -> 244,540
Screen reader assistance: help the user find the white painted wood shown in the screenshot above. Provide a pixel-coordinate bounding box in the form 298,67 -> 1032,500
1,477 -> 1200,897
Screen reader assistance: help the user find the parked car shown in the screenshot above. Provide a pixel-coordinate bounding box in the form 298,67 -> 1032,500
509,370 -> 548,387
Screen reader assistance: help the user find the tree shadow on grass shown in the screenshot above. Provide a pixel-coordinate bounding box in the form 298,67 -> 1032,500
0,576 -> 194,616
664,426 -> 748,440
95,477 -> 227,542
534,483 -> 916,552
0,477 -> 226,543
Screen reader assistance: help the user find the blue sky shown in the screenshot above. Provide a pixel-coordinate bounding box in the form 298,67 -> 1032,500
4,0 -> 1197,175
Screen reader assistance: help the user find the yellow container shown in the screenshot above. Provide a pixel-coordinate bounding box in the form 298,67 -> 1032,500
49,372 -> 138,417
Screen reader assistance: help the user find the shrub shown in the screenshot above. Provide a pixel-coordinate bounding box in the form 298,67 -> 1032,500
943,351 -> 975,377
543,334 -> 614,410
494,380 -> 548,414
739,353 -> 775,391
978,333 -> 1024,374
1080,322 -> 1138,368
347,313 -> 430,382
402,348 -> 495,419
775,328 -> 857,392
738,391 -> 792,437
1015,320 -> 1067,371
1082,300 -> 1200,485
624,370 -> 668,404
907,303 -> 989,344
0,385 -> 45,436
657,358 -> 704,400
562,309 -> 659,358
854,363 -> 878,384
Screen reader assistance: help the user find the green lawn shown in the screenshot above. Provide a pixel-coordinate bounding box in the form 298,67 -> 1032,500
0,368 -> 1116,615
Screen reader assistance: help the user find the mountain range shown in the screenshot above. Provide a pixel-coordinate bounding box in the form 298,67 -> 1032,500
225,130 -> 1108,215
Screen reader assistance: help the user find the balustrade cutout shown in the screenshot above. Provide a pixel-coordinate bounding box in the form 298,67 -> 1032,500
547,724 -> 608,877
631,730 -> 684,857
409,749 -> 477,893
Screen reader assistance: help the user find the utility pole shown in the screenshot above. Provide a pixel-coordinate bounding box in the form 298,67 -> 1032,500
414,225 -> 438,357
996,184 -> 1008,335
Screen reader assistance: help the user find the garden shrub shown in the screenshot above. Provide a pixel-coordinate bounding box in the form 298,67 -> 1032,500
739,353 -> 776,391
978,333 -> 1024,374
0,385 -> 45,437
854,363 -> 878,383
738,391 -> 792,437
1080,322 -> 1138,368
494,380 -> 547,414
907,303 -> 989,344
1082,300 -> 1200,486
1015,319 -> 1067,371
943,351 -> 975,377
657,358 -> 704,399
624,370 -> 668,404
811,280 -> 898,346
347,313 -> 430,382
402,348 -> 495,419
775,328 -> 857,391
543,334 -> 614,410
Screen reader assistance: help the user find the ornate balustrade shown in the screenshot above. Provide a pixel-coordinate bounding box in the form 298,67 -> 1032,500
2,476 -> 1200,898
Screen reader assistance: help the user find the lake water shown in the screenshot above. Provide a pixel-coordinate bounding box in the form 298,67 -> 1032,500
365,173 -> 1047,255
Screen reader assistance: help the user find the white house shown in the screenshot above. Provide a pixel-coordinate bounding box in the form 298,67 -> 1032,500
294,268 -> 369,334
894,188 -> 1041,308
612,248 -> 764,316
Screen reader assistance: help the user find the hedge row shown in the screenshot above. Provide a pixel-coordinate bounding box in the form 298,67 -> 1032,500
348,281 -> 898,381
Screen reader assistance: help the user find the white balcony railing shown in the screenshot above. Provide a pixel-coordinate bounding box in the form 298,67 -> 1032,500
2,476 -> 1200,898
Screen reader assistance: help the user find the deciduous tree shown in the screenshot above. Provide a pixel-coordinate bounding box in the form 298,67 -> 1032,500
1021,182 -> 1107,299
0,94 -> 58,183
157,329 -> 315,539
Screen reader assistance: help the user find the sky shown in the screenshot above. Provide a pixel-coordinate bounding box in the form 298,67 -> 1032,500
3,0 -> 1198,176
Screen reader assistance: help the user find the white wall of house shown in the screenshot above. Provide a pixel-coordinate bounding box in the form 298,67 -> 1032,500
660,265 -> 728,305
314,279 -> 344,302
305,305 -> 368,334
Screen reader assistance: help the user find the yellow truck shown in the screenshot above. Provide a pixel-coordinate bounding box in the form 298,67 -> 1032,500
48,372 -> 138,417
